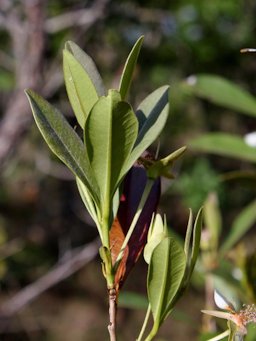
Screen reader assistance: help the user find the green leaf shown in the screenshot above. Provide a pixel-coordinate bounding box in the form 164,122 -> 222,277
184,209 -> 193,259
119,36 -> 144,100
147,237 -> 186,328
204,193 -> 222,251
65,41 -> 105,97
25,89 -> 99,203
189,207 -> 203,277
76,177 -> 102,238
220,199 -> 256,254
146,146 -> 186,179
184,74 -> 256,117
84,89 -> 138,209
190,133 -> 256,163
122,86 -> 170,177
144,214 -> 169,264
63,49 -> 99,128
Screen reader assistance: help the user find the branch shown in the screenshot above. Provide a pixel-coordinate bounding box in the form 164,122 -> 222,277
0,238 -> 100,318
45,0 -> 110,33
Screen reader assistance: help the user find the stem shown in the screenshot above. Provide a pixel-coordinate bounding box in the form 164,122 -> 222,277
114,179 -> 154,266
108,288 -> 117,341
144,323 -> 158,341
137,304 -> 151,341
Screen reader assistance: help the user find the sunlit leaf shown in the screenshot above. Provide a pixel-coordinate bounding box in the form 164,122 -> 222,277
184,74 -> 256,117
63,49 -> 99,128
189,207 -> 203,277
25,89 -> 99,203
84,90 -> 138,213
65,41 -> 105,97
76,177 -> 102,237
119,36 -> 144,100
147,237 -> 186,328
190,133 -> 256,163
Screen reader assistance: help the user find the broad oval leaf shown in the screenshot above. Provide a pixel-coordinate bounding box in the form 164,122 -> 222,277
190,133 -> 256,163
184,74 -> 256,117
84,90 -> 138,209
25,89 -> 99,204
147,237 -> 186,327
63,49 -> 99,128
65,41 -> 105,97
121,85 -> 170,178
119,36 -> 144,100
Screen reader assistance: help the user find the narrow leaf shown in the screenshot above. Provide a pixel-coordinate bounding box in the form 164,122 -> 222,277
190,133 -> 256,163
76,177 -> 102,238
220,199 -> 256,254
184,209 -> 193,259
184,74 -> 256,117
148,237 -> 186,327
189,207 -> 203,276
65,41 -> 105,97
63,49 -> 99,128
84,90 -> 138,206
122,86 -> 170,177
25,89 -> 99,202
119,36 -> 144,99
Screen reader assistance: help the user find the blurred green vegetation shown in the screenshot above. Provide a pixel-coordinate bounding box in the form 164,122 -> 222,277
0,0 -> 255,340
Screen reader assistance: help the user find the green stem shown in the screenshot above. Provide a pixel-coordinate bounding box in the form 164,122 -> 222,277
114,179 -> 154,267
137,304 -> 151,341
144,323 -> 159,341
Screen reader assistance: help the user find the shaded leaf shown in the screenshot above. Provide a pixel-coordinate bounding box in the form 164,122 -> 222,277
190,133 -> 256,163
184,74 -> 256,117
148,237 -> 186,327
25,89 -> 99,202
63,49 -> 99,128
65,41 -> 105,97
119,36 -> 144,100
121,86 -> 170,177
220,199 -> 256,254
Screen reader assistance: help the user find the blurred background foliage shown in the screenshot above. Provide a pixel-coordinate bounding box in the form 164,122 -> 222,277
0,0 -> 255,340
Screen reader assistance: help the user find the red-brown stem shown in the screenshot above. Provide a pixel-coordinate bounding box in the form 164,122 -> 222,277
108,288 -> 117,341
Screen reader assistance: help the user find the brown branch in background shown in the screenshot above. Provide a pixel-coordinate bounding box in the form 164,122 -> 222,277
0,0 -> 110,168
0,0 -> 46,168
0,238 -> 100,318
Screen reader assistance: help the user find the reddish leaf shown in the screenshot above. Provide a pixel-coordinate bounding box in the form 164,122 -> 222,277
110,163 -> 161,291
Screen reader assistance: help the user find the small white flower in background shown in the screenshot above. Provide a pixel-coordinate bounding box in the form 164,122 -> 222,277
244,132 -> 256,147
186,75 -> 197,85
202,290 -> 256,340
